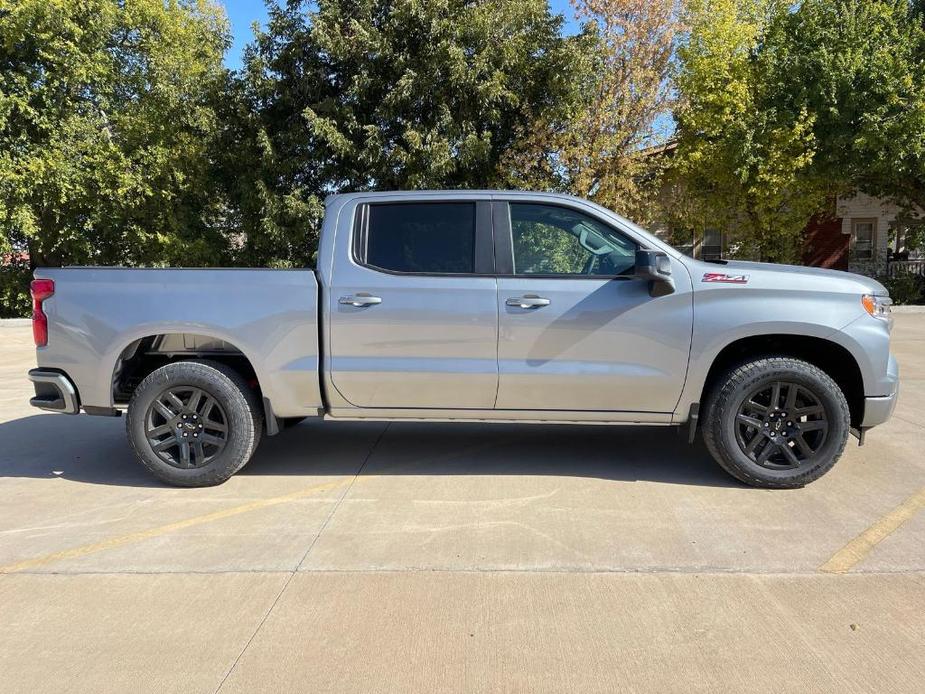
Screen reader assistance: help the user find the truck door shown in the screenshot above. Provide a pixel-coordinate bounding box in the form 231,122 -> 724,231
328,200 -> 499,409
494,201 -> 693,413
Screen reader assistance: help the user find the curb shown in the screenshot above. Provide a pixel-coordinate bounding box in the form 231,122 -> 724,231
892,306 -> 925,314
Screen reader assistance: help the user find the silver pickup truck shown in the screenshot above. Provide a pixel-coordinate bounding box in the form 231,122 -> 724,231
27,191 -> 898,488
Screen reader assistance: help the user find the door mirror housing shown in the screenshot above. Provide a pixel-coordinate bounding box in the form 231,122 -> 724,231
634,250 -> 674,296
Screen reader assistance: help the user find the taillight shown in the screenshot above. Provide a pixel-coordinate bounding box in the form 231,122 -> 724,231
31,279 -> 55,347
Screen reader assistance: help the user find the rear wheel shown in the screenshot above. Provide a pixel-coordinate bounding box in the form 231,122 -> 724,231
702,357 -> 850,488
126,360 -> 262,487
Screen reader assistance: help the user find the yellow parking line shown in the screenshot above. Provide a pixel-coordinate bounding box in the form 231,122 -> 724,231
0,479 -> 350,574
819,487 -> 925,574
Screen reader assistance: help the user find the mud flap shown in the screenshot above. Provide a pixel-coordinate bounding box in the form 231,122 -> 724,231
687,403 -> 700,444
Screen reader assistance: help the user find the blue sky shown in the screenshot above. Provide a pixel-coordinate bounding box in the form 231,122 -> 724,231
220,1 -> 581,70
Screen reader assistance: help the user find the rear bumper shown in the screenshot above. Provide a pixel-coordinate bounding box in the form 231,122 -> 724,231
861,353 -> 899,429
28,369 -> 79,414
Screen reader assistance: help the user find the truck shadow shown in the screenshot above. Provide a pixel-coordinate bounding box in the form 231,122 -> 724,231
0,415 -> 742,489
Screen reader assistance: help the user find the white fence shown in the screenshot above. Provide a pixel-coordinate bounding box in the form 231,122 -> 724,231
888,260 -> 925,277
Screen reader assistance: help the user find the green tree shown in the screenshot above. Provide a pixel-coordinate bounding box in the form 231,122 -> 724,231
504,0 -> 682,225
0,0 -> 230,294
670,0 -> 925,263
221,0 -> 580,267
670,0 -> 826,263
764,0 -> 925,212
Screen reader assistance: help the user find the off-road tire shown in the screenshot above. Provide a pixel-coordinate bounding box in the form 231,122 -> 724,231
702,357 -> 850,489
126,360 -> 263,487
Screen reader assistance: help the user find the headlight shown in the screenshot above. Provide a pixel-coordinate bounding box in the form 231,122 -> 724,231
862,294 -> 892,322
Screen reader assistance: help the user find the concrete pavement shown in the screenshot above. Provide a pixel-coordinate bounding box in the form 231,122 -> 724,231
0,317 -> 923,692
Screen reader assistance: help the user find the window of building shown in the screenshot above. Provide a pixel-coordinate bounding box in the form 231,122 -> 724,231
851,219 -> 876,261
701,228 -> 723,261
361,203 -> 476,274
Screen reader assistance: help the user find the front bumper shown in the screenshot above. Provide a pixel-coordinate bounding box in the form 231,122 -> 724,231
28,369 -> 79,414
860,353 -> 899,429
862,392 -> 898,428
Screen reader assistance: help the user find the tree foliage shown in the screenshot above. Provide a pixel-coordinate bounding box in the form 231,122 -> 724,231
220,0 -> 579,267
764,0 -> 925,212
0,0 -> 230,272
670,0 -> 825,263
670,0 -> 925,262
505,0 -> 682,223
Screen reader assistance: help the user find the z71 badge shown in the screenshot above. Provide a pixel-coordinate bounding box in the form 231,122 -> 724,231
702,272 -> 749,284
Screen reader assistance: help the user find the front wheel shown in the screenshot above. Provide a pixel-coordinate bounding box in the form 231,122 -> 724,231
702,357 -> 850,488
126,360 -> 263,487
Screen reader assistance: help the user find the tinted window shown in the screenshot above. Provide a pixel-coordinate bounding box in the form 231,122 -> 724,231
510,203 -> 637,276
363,203 -> 476,273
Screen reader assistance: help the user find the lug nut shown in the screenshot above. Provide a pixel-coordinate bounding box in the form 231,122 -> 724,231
183,432 -> 188,438
193,433 -> 199,438
198,424 -> 203,429
176,423 -> 182,428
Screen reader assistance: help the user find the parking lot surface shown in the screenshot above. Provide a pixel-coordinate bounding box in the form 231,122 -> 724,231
1,315 -> 923,693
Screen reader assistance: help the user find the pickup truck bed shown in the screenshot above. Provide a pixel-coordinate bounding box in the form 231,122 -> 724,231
32,267 -> 323,418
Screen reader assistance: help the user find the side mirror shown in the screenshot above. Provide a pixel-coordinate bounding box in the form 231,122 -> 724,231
634,249 -> 674,296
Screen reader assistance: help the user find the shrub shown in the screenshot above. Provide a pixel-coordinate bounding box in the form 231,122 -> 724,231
0,262 -> 30,318
877,270 -> 925,305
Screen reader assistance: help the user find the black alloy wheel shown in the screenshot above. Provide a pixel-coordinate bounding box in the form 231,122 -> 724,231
144,386 -> 229,469
734,380 -> 828,469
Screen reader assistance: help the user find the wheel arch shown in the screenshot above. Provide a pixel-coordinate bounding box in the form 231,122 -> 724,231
698,334 -> 865,428
109,331 -> 274,429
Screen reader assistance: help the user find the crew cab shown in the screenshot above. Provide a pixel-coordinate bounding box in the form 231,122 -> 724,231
27,191 -> 899,487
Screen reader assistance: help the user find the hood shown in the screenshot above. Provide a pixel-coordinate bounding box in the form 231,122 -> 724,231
689,259 -> 889,296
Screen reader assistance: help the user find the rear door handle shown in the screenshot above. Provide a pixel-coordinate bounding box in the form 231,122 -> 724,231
339,294 -> 382,307
506,295 -> 551,309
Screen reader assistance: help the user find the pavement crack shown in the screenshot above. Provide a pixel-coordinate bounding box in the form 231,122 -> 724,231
211,423 -> 390,694
892,413 -> 925,432
294,422 -> 390,571
212,570 -> 295,694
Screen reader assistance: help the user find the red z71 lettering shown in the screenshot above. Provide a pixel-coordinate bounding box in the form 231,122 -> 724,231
702,272 -> 749,284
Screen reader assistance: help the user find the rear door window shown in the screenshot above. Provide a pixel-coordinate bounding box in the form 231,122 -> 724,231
360,203 -> 476,274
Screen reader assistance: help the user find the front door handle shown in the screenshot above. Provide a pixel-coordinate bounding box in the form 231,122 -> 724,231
506,295 -> 551,309
339,294 -> 382,307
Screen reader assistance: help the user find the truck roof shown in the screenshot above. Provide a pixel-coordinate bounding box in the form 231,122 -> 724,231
324,190 -> 592,205
322,189 -> 677,257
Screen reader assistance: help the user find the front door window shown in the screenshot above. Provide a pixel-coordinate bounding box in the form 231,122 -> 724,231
509,203 -> 637,277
